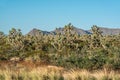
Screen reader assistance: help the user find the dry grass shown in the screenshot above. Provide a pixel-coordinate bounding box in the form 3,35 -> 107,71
0,61 -> 120,80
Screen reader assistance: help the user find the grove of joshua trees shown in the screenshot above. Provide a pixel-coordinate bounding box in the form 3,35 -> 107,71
0,24 -> 120,70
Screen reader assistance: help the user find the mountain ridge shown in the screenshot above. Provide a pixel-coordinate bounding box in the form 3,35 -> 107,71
27,27 -> 120,36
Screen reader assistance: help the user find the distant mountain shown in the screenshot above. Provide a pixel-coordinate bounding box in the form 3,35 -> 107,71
88,27 -> 120,35
99,27 -> 120,35
51,27 -> 90,35
27,27 -> 120,36
27,28 -> 50,36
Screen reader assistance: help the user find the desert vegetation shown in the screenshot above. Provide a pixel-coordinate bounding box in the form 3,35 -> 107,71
0,23 -> 120,80
0,63 -> 120,80
0,60 -> 120,80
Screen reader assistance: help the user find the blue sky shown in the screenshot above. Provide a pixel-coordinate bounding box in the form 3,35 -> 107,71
0,0 -> 120,34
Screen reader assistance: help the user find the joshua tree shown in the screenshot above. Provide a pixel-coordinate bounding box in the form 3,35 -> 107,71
7,28 -> 24,50
0,31 -> 4,38
90,25 -> 103,49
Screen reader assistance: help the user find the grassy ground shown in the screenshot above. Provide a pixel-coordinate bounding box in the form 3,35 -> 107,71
0,61 -> 120,80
